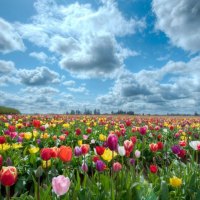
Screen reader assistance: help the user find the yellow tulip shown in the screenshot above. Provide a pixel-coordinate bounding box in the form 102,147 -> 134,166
170,176 -> 182,187
0,143 -> 11,151
24,132 -> 32,140
101,148 -> 117,162
63,123 -> 70,128
12,143 -> 23,149
29,146 -> 39,154
42,160 -> 51,168
78,140 -> 83,146
33,130 -> 39,138
99,134 -> 107,142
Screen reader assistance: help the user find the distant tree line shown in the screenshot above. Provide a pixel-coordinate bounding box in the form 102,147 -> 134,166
0,106 -> 21,114
66,109 -> 101,115
66,109 -> 135,115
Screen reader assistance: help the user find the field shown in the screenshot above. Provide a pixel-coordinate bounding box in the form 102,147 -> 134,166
0,114 -> 200,199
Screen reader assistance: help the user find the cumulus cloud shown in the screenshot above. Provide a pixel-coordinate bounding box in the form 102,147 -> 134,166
0,18 -> 25,53
0,60 -> 16,75
67,86 -> 89,94
63,80 -> 76,87
15,0 -> 144,78
17,66 -> 60,86
152,0 -> 200,52
29,51 -> 48,63
97,56 -> 200,114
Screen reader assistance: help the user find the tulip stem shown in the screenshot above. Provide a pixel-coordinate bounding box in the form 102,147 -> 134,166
37,177 -> 40,200
6,186 -> 10,200
111,151 -> 115,200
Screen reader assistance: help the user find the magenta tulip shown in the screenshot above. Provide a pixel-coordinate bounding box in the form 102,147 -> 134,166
107,134 -> 118,151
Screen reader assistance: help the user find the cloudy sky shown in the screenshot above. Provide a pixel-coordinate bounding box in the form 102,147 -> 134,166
0,0 -> 199,114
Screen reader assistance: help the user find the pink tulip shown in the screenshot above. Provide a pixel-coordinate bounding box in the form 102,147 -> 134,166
52,175 -> 70,196
135,150 -> 141,158
113,162 -> 122,172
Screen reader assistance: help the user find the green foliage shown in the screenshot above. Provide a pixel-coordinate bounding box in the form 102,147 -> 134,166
0,106 -> 20,114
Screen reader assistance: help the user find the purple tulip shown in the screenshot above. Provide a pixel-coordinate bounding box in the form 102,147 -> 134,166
129,158 -> 135,166
171,145 -> 181,154
74,146 -> 82,157
81,162 -> 88,172
107,134 -> 118,151
36,139 -> 41,144
6,157 -> 12,166
17,136 -> 23,143
4,130 -> 10,135
96,160 -> 106,172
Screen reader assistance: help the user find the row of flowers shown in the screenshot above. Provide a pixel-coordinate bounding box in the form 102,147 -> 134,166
0,114 -> 199,199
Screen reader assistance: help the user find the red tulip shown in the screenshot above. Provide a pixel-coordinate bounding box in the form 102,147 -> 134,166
95,146 -> 105,156
130,136 -> 137,144
8,125 -> 15,132
178,149 -> 186,158
124,140 -> 134,152
125,120 -> 132,126
58,146 -> 72,162
150,165 -> 158,174
81,144 -> 90,155
86,127 -> 92,134
157,141 -> 164,150
0,136 -> 6,144
75,128 -> 81,135
40,148 -> 52,161
0,166 -> 17,186
107,134 -> 118,151
149,143 -> 158,152
33,120 -> 41,128
92,155 -> 100,163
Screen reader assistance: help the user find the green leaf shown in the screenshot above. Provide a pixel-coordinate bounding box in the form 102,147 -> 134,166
160,181 -> 169,200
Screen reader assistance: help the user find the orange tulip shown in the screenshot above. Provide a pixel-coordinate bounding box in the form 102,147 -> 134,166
58,146 -> 72,162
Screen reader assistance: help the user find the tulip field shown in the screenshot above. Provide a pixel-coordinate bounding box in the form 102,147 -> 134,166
0,114 -> 200,200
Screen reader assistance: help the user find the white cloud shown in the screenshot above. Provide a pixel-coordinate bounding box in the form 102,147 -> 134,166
0,18 -> 25,53
15,0 -> 144,78
97,56 -> 200,114
63,80 -> 76,87
67,86 -> 89,94
152,0 -> 200,52
17,66 -> 60,86
0,60 -> 16,75
29,51 -> 48,63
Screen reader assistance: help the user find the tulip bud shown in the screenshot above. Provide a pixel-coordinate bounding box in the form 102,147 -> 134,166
0,166 -> 17,186
6,157 -> 12,166
81,162 -> 88,172
35,166 -> 44,178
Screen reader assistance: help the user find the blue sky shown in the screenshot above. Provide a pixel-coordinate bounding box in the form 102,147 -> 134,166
0,0 -> 199,114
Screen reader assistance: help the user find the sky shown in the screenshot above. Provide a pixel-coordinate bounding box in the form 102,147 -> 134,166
0,0 -> 199,114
